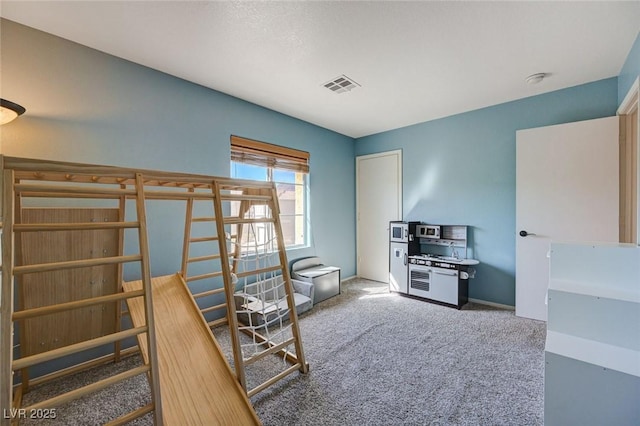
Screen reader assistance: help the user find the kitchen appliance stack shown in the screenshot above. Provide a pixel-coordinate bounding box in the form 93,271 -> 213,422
389,221 -> 478,309
389,221 -> 421,294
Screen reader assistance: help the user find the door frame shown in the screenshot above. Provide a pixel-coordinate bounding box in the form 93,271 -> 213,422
617,76 -> 639,244
355,149 -> 402,279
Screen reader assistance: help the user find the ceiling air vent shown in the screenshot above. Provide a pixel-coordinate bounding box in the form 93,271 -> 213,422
323,75 -> 361,94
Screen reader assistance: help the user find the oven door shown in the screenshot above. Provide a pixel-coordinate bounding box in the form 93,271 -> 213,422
429,268 -> 459,305
409,264 -> 432,298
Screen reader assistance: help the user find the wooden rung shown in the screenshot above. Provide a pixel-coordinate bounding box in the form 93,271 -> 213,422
220,194 -> 273,202
143,190 -> 215,199
200,303 -> 226,314
207,317 -> 228,328
12,326 -> 148,371
247,363 -> 302,398
22,365 -> 150,412
223,217 -> 275,225
235,265 -> 282,279
243,337 -> 296,367
26,346 -> 140,388
13,221 -> 140,232
12,290 -> 145,321
13,254 -> 142,275
216,178 -> 274,188
105,403 -> 154,426
15,191 -> 123,200
185,271 -> 223,282
14,183 -> 136,197
192,287 -> 225,299
192,217 -> 216,222
187,254 -> 221,263
189,236 -> 218,243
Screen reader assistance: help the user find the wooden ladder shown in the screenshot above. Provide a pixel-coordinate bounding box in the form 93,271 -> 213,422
179,187 -> 229,329
211,179 -> 308,395
0,171 -> 164,425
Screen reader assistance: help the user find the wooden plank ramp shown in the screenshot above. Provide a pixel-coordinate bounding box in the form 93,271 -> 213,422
123,273 -> 261,425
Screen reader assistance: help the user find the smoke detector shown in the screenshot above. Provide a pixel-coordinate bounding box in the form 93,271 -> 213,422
525,73 -> 547,85
323,75 -> 361,93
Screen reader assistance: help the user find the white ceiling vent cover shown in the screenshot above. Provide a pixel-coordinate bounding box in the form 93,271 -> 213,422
323,75 -> 361,94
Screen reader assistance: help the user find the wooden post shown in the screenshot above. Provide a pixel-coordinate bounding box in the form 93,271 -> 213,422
212,181 -> 247,391
180,193 -> 194,279
115,185 -> 126,363
134,174 -> 164,425
268,184 -> 308,373
1,170 -> 16,425
13,179 -> 30,393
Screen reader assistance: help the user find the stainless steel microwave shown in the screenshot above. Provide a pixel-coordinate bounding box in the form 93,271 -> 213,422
417,224 -> 441,239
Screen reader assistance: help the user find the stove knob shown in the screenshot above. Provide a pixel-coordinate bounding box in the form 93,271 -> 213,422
426,261 -> 431,266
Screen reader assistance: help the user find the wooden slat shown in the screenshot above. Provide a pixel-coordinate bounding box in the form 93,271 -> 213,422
23,365 -> 149,411
25,347 -> 139,388
234,265 -> 282,279
12,327 -> 147,371
223,217 -> 276,225
187,254 -> 221,263
207,317 -> 228,328
243,337 -> 296,366
13,254 -> 142,275
142,190 -> 215,200
185,271 -> 223,282
220,194 -> 273,202
14,183 -> 135,197
247,363 -> 302,398
200,303 -> 226,314
15,191 -> 123,200
189,236 -> 218,243
192,216 -> 216,222
123,274 -> 260,424
12,290 -> 145,321
105,403 -> 154,426
192,287 -> 225,299
14,221 -> 139,232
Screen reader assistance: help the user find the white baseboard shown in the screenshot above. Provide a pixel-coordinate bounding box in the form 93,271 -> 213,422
341,275 -> 357,283
468,298 -> 515,311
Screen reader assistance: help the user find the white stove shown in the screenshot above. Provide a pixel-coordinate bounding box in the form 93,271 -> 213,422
408,254 -> 462,307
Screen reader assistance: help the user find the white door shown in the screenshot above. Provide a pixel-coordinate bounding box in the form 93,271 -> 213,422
356,150 -> 402,282
516,116 -> 619,321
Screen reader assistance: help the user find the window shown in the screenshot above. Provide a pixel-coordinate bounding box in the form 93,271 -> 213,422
230,136 -> 309,250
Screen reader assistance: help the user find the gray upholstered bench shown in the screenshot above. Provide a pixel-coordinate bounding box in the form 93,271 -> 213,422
234,275 -> 314,326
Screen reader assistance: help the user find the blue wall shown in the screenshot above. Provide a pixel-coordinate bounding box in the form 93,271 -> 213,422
355,78 -> 619,306
0,19 -> 356,280
618,31 -> 640,104
1,18 -> 636,310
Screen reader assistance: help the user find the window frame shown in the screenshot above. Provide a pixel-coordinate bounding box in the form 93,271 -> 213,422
229,136 -> 310,252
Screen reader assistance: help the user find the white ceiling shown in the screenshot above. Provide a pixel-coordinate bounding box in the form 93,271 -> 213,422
2,1 -> 639,138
